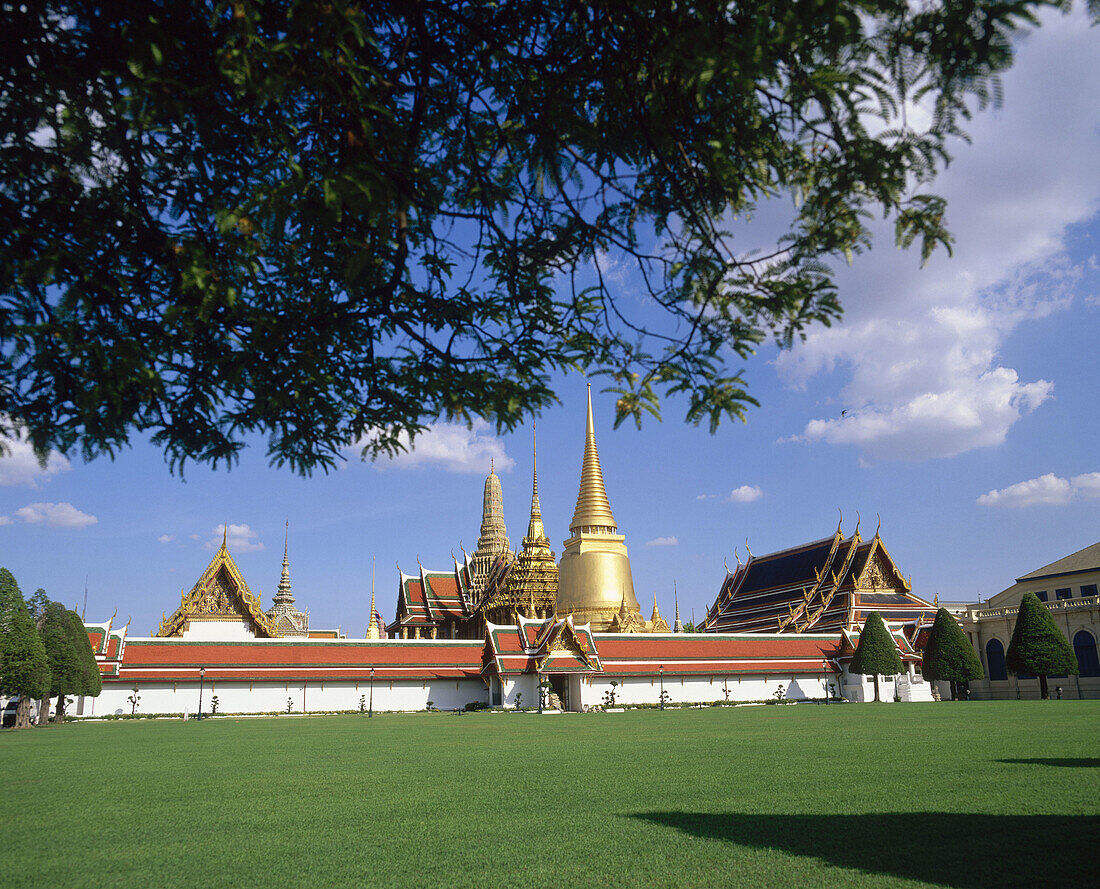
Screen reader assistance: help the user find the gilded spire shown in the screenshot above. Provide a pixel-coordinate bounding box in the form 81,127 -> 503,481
526,425 -> 546,542
650,591 -> 661,623
569,384 -> 617,534
674,582 -> 683,633
273,521 -> 294,606
367,558 -> 380,639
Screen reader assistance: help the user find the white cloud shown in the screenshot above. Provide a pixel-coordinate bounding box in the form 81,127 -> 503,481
798,368 -> 1052,463
204,523 -> 265,552
646,536 -> 679,547
775,9 -> 1100,463
727,485 -> 763,503
977,471 -> 1100,507
364,419 -> 514,474
158,534 -> 174,544
13,502 -> 98,528
0,420 -> 70,487
0,516 -> 12,526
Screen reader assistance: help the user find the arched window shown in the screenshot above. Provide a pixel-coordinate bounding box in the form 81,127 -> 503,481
1073,630 -> 1100,678
986,638 -> 1008,681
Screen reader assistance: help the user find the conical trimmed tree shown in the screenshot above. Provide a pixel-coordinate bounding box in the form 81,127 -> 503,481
39,600 -> 81,724
1006,592 -> 1077,699
0,570 -> 52,729
850,611 -> 903,702
922,607 -> 984,700
66,609 -> 102,702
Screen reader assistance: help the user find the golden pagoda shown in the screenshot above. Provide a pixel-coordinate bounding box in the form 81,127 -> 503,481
469,459 -> 512,600
556,384 -> 641,630
479,430 -> 558,624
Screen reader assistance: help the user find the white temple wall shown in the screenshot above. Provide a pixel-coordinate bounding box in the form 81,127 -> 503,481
80,678 -> 490,716
577,673 -> 835,709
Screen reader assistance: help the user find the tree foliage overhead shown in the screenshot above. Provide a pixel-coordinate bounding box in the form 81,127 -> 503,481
1006,593 -> 1077,696
0,0 -> 1068,473
921,606 -> 983,684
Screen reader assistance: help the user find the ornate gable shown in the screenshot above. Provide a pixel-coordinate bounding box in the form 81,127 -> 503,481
156,542 -> 280,638
855,537 -> 910,592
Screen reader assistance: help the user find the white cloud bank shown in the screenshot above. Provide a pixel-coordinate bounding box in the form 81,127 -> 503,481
369,419 -> 515,474
204,523 -> 265,552
728,485 -> 763,503
978,471 -> 1100,507
0,420 -> 70,487
12,502 -> 97,528
777,9 -> 1100,463
646,536 -> 679,547
158,534 -> 174,544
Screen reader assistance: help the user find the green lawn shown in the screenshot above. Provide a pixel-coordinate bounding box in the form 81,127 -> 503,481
2,702 -> 1098,889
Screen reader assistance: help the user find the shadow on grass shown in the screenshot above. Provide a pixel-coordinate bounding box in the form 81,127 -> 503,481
996,757 -> 1100,768
632,812 -> 1098,888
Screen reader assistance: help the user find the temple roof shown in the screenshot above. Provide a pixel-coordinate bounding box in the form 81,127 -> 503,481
156,539 -> 280,638
705,525 -> 929,634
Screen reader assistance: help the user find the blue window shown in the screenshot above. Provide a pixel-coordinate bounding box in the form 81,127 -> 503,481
1035,590 -> 1048,602
1074,630 -> 1100,677
1055,588 -> 1071,600
1081,584 -> 1097,599
986,638 -> 1008,681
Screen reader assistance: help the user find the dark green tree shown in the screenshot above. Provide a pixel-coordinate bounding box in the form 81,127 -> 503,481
38,600 -> 82,724
1006,593 -> 1078,700
921,607 -> 984,700
0,571 -> 52,729
0,0 -> 1076,474
66,609 -> 102,702
850,611 -> 903,702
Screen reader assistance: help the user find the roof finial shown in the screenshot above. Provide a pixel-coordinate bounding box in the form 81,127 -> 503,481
875,513 -> 882,537
490,456 -> 494,474
854,511 -> 861,537
274,520 -> 294,606
836,508 -> 843,534
745,538 -> 753,559
734,546 -> 742,567
222,522 -> 228,548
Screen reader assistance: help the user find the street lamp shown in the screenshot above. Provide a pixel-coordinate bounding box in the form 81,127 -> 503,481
659,664 -> 664,710
368,667 -> 375,718
197,666 -> 206,720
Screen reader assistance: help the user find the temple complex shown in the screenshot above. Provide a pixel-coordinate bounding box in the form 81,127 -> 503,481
703,518 -> 933,634
61,386 -> 960,717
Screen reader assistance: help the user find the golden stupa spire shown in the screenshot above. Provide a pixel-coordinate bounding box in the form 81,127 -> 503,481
569,383 -> 617,534
526,424 -> 546,542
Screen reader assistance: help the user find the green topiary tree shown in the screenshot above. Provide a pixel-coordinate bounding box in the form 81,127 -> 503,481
39,601 -> 81,725
0,569 -> 52,729
850,611 -> 903,702
922,607 -> 984,700
1006,593 -> 1078,699
66,610 -> 102,701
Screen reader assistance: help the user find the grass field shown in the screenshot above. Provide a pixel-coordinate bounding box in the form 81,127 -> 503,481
2,701 -> 1098,889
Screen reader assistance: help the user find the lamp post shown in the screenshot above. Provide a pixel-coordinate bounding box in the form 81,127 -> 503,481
659,664 -> 664,710
369,667 -> 375,718
197,666 -> 206,720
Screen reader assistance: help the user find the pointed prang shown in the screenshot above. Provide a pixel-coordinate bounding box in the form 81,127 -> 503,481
650,591 -> 661,622
569,383 -> 618,534
222,522 -> 228,549
273,521 -> 294,607
674,582 -> 683,633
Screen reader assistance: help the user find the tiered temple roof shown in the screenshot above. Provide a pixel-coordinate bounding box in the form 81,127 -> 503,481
389,556 -> 476,639
704,521 -> 933,634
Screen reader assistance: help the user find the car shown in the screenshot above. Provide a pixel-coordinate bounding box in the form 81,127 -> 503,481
2,698 -> 20,728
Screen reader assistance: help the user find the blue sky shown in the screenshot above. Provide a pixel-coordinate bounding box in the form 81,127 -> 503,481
2,8 -> 1098,635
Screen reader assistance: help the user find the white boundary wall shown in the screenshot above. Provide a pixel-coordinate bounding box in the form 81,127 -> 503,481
82,677 -> 491,716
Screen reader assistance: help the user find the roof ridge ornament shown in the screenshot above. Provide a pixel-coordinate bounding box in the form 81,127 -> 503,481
745,539 -> 753,559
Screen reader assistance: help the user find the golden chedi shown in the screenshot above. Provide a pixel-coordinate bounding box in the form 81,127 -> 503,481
556,384 -> 641,630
